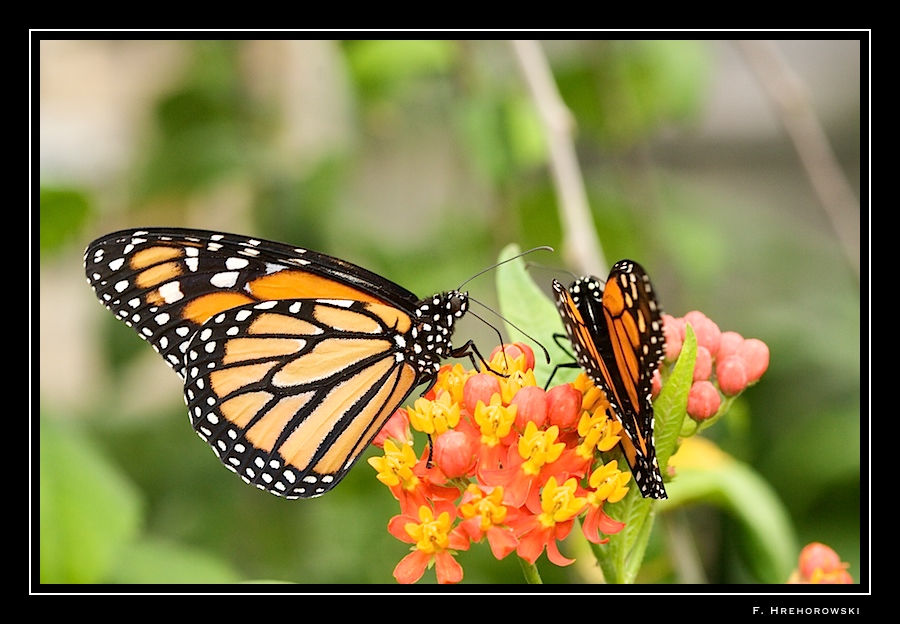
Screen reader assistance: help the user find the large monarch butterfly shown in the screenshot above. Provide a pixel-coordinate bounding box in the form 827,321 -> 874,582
84,227 -> 491,499
551,260 -> 667,499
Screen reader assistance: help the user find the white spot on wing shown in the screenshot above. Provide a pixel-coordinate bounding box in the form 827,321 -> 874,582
210,272 -> 240,288
158,281 -> 184,303
226,257 -> 250,270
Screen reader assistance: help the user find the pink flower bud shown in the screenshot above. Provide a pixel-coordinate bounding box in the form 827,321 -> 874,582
687,380 -> 721,420
684,311 -> 721,357
651,368 -> 663,399
789,541 -> 854,584
546,383 -> 581,430
373,409 -> 412,448
798,542 -> 843,578
433,429 -> 477,478
662,314 -> 684,362
738,338 -> 769,383
693,346 -> 712,382
716,355 -> 748,396
510,385 -> 548,430
717,331 -> 744,360
463,373 -> 502,413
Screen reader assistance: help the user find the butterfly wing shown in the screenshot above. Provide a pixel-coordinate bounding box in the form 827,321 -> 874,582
85,228 -> 459,498
184,298 -> 421,498
552,259 -> 667,499
84,228 -> 420,379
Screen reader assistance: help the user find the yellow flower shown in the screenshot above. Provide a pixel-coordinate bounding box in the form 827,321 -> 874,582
499,368 -> 539,404
407,392 -> 461,436
573,372 -> 610,414
459,484 -> 508,531
473,394 -> 516,447
434,363 -> 474,405
538,476 -> 587,528
588,460 -> 631,504
518,421 -> 565,476
368,439 -> 420,490
576,410 -> 622,457
405,506 -> 454,555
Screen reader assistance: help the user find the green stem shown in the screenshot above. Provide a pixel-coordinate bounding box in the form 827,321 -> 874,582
518,557 -> 543,583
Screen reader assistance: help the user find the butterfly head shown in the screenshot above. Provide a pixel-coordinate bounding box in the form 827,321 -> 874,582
443,289 -> 469,319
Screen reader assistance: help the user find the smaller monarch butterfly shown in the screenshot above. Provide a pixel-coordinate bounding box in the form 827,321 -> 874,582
84,228 -> 503,500
551,260 -> 667,499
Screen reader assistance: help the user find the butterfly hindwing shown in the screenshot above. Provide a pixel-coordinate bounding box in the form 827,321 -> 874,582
552,259 -> 667,499
85,228 -> 470,498
183,299 -> 421,498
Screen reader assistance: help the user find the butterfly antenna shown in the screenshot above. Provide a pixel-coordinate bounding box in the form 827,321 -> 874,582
467,298 -> 551,365
456,246 -> 554,291
527,261 -> 578,283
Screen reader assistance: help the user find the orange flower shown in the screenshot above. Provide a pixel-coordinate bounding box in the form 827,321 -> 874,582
457,484 -> 519,560
370,342 -> 642,583
510,476 -> 587,566
581,461 -> 629,544
389,504 -> 470,584
788,542 -> 853,584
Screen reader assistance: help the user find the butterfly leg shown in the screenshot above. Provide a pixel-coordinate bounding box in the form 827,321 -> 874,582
544,333 -> 579,389
450,339 -> 517,378
450,339 -> 491,372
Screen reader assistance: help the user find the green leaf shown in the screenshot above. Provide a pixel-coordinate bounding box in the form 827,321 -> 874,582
40,415 -> 143,583
655,323 -> 697,470
494,243 -> 566,385
593,489 -> 656,584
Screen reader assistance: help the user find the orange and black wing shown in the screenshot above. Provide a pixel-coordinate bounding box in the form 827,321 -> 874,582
183,298 -> 421,498
84,228 -> 420,380
84,228 -> 468,498
552,259 -> 667,499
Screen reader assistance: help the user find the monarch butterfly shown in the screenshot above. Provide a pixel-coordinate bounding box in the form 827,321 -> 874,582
551,260 -> 667,499
84,227 -> 491,499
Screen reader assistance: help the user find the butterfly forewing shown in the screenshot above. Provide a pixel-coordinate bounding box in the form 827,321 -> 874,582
84,229 -> 420,375
552,259 -> 667,499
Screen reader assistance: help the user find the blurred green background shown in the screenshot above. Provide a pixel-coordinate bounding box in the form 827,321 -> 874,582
38,39 -> 862,585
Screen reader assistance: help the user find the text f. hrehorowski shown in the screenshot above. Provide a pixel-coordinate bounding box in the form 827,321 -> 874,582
753,607 -> 859,615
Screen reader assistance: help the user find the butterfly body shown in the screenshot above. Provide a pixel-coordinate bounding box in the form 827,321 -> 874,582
552,260 -> 667,499
85,228 -> 470,498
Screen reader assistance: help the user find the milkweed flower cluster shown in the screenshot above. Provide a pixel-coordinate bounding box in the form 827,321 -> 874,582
661,311 -> 770,423
369,343 -> 630,584
787,542 -> 853,584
